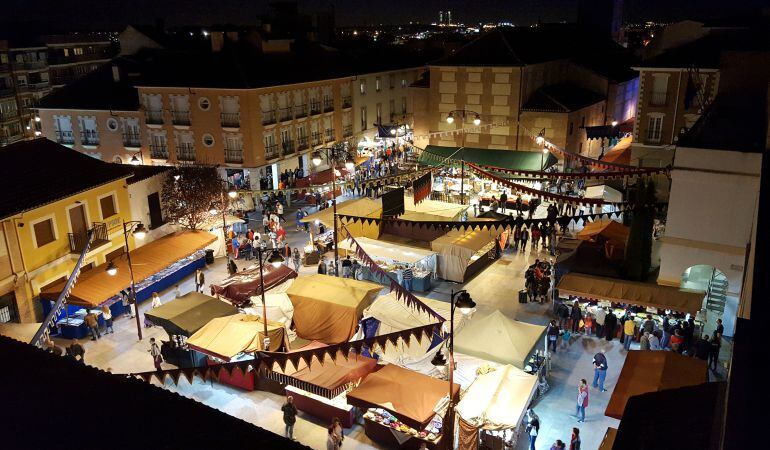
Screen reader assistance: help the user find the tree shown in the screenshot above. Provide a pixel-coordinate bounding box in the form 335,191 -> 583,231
623,179 -> 656,281
161,165 -> 225,231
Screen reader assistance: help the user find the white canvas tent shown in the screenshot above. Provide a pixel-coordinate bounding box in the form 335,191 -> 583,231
243,290 -> 296,341
430,228 -> 501,282
194,214 -> 246,257
338,237 -> 436,265
456,365 -> 539,430
401,197 -> 469,221
454,310 -> 546,370
585,184 -> 623,213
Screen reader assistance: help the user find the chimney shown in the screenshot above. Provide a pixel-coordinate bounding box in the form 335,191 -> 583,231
112,64 -> 121,82
210,31 -> 225,52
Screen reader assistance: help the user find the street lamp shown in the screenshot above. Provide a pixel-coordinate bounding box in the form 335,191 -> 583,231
253,246 -> 284,350
105,221 -> 147,340
444,110 -> 481,205
310,145 -> 355,276
129,155 -> 141,165
432,289 -> 476,450
209,180 -> 238,258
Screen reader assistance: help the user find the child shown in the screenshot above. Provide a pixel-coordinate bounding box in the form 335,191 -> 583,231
561,329 -> 572,349
583,314 -> 594,336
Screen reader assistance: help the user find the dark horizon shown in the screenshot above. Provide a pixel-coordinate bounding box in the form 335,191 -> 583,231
2,0 -> 768,33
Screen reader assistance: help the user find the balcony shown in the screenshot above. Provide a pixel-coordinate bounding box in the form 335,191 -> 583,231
221,112 -> 240,128
311,132 -> 322,147
150,144 -> 168,159
225,148 -> 243,164
145,110 -> 164,125
297,136 -> 309,150
171,110 -> 191,126
0,86 -> 14,98
282,140 -> 296,155
325,128 -> 335,141
122,132 -> 141,148
55,130 -> 75,145
68,222 -> 109,254
310,101 -> 321,115
279,107 -> 293,122
176,143 -> 196,161
13,60 -> 47,71
0,110 -> 19,123
342,96 -> 352,108
649,92 -> 667,107
262,110 -> 276,125
80,130 -> 100,146
293,104 -> 307,118
323,99 -> 334,112
27,81 -> 49,92
265,144 -> 279,160
343,125 -> 353,137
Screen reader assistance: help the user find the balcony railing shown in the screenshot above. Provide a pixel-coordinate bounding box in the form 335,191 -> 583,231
0,87 -> 14,98
55,130 -> 74,145
123,132 -> 141,148
343,125 -> 353,137
150,144 -> 168,159
297,136 -> 308,150
310,101 -> 321,115
68,222 -> 108,253
80,130 -> 100,146
279,107 -> 293,122
325,128 -> 335,141
293,104 -> 307,118
176,143 -> 196,161
225,148 -> 243,163
282,140 -> 296,155
342,96 -> 352,108
171,110 -> 191,126
13,60 -> 47,71
265,144 -> 279,159
311,132 -> 322,147
649,92 -> 667,107
221,112 -> 240,128
145,110 -> 164,125
323,99 -> 334,112
262,110 -> 276,125
0,110 -> 19,122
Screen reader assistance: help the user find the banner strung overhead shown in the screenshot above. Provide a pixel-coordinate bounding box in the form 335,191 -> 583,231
412,171 -> 432,205
410,120 -> 510,142
474,163 -> 669,180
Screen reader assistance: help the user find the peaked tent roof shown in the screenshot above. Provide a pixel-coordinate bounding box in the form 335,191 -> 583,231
144,292 -> 239,337
186,313 -> 286,359
419,145 -> 557,171
576,219 -> 630,248
456,365 -> 538,430
454,310 -> 546,369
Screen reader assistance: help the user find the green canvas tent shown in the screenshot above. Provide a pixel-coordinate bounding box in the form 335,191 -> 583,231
418,145 -> 558,170
145,292 -> 239,337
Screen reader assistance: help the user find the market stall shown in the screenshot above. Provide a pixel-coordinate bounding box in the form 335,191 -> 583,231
585,184 -> 623,213
401,198 -> 468,222
186,313 -> 287,359
287,274 -> 382,344
301,197 -> 382,242
347,364 -> 460,449
190,214 -> 245,257
210,263 -> 298,307
268,351 -> 378,428
605,351 -> 708,420
144,292 -> 239,368
576,219 -> 629,260
456,365 -> 539,449
339,237 -> 437,291
40,231 -> 217,337
454,310 -> 546,372
430,228 -> 502,283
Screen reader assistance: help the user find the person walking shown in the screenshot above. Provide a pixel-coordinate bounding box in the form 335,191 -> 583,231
575,379 -> 589,423
709,335 -> 721,371
331,417 -> 344,448
623,316 -> 636,350
101,305 -> 114,334
526,409 -> 540,450
531,226 -> 541,252
520,228 -> 530,253
594,307 -> 607,338
570,428 -> 581,450
195,269 -> 205,293
341,256 -> 352,278
649,330 -> 662,350
281,396 -> 298,440
512,227 -> 522,252
121,289 -> 134,318
84,310 -> 100,341
642,314 -> 655,334
292,248 -> 302,272
547,320 -> 560,353
592,350 -> 608,392
661,313 -> 673,349
402,265 -> 414,292
583,314 -> 593,336
318,257 -> 328,275
67,339 -> 85,363
326,426 -> 339,450
570,300 -> 583,333
148,337 -> 163,371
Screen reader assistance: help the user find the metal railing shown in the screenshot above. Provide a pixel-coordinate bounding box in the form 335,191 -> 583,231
293,104 -> 307,118
297,136 -> 308,150
311,132 -> 322,147
265,144 -> 279,159
343,125 -> 353,137
80,129 -> 100,146
55,130 -> 74,145
221,112 -> 240,128
0,110 -> 19,122
310,101 -> 321,115
279,107 -> 293,122
645,130 -> 662,144
13,60 -> 47,71
176,143 -> 196,161
225,148 -> 243,163
145,110 -> 164,125
68,222 -> 108,253
649,92 -> 667,106
171,110 -> 191,126
323,99 -> 334,112
262,110 -> 276,125
150,143 -> 168,159
325,128 -> 335,141
123,132 -> 141,147
282,140 -> 296,155
342,96 -> 352,108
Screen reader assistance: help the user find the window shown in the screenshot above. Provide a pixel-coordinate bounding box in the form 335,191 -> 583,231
647,115 -> 663,143
106,118 -> 119,132
650,74 -> 669,106
359,80 -> 366,95
401,78 -> 407,88
360,106 -> 367,130
198,97 -> 211,111
147,192 -> 164,229
375,77 -> 381,92
73,48 -> 84,56
100,195 -> 117,219
33,219 -> 56,247
202,133 -> 215,147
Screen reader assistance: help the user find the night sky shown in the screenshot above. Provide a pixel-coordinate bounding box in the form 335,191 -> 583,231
3,0 -> 768,30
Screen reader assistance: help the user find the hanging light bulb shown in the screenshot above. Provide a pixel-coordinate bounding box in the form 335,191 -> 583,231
455,291 -> 476,315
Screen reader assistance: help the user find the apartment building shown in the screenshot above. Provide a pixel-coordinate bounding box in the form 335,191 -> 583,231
0,40 -> 51,145
411,25 -> 638,161
37,60 -> 146,164
352,67 -> 421,140
43,33 -> 115,88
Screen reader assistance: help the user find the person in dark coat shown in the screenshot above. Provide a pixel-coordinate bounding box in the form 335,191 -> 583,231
281,396 -> 298,440
694,335 -> 711,360
570,300 -> 583,333
604,311 -> 617,342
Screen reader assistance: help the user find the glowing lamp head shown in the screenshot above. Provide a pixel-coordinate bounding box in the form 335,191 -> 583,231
311,151 -> 323,166
344,157 -> 355,171
106,262 -> 118,276
267,250 -> 284,268
34,116 -> 41,122
455,291 -> 476,315
611,120 -> 618,127
473,114 -> 481,126
209,204 -> 218,215
227,187 -> 238,199
542,147 -> 549,154
129,155 -> 141,165
446,112 -> 454,124
390,129 -> 396,136
132,223 -> 147,240
431,351 -> 447,369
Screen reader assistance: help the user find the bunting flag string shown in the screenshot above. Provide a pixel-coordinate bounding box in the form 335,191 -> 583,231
344,225 -> 446,321
474,163 -> 669,180
359,167 -> 433,190
410,120 -> 510,142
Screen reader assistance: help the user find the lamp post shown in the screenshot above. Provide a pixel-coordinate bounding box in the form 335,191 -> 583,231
432,289 -> 476,449
446,110 -> 481,205
252,245 -> 284,351
311,146 -> 355,277
105,221 -> 148,340
209,181 -> 238,258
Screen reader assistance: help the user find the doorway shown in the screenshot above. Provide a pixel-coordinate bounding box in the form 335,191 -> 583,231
68,204 -> 88,236
681,265 -> 728,335
147,192 -> 164,229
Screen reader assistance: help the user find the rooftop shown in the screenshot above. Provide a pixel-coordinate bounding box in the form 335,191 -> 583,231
0,139 -> 132,220
639,28 -> 770,69
38,58 -> 140,111
677,95 -> 768,153
126,164 -> 172,184
522,84 -> 606,113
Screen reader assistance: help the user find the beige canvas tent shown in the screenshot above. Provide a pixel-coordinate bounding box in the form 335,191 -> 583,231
301,197 -> 382,240
430,228 -> 501,282
401,197 -> 469,221
338,236 -> 437,265
454,310 -> 546,369
186,313 -> 286,360
456,365 -> 538,430
287,274 -> 382,344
